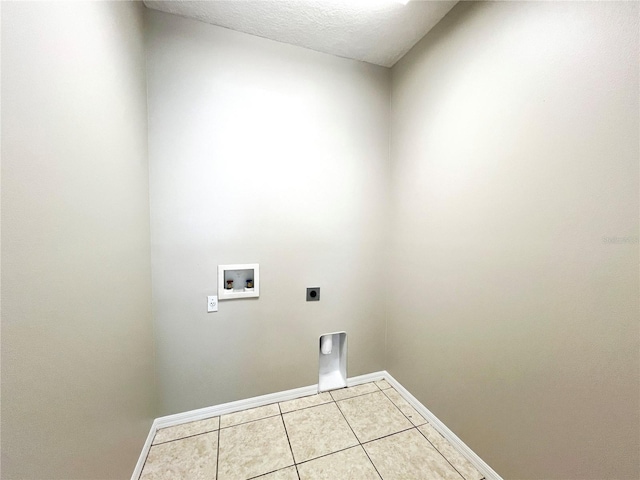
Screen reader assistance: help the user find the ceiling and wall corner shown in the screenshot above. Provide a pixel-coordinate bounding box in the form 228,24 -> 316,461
143,0 -> 458,67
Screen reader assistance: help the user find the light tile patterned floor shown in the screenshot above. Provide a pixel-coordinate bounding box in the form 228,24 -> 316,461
139,381 -> 485,480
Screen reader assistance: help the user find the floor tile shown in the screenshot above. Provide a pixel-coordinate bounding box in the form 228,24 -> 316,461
337,391 -> 412,443
153,417 -> 220,445
279,392 -> 332,413
252,465 -> 299,480
383,388 -> 427,426
297,446 -> 380,480
220,403 -> 280,428
364,429 -> 464,480
140,431 -> 218,480
218,415 -> 294,480
329,382 -> 378,401
282,402 -> 358,463
375,379 -> 392,390
419,424 -> 484,480
140,385 -> 492,480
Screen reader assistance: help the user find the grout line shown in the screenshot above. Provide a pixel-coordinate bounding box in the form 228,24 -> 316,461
278,403 -> 300,478
219,389 -> 345,428
380,386 -> 426,427
137,443 -> 150,480
297,387 -> 361,466
247,465 -> 298,480
359,425 -> 415,446
293,443 -> 360,467
279,399 -> 334,415
330,383 -> 381,403
283,383 -> 380,414
416,425 -> 468,480
215,426 -> 221,480
219,412 -> 281,430
333,399 -> 384,479
333,396 -> 364,444
151,428 -> 220,446
360,444 -> 384,480
137,428 -> 160,479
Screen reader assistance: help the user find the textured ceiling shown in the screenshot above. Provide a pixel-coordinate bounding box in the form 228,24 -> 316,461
143,0 -> 458,67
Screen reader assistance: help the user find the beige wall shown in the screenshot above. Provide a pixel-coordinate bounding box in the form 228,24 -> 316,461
387,1 -> 639,479
1,2 -> 156,479
145,10 -> 389,415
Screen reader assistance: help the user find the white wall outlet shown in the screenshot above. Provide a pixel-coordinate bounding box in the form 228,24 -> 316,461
207,295 -> 218,312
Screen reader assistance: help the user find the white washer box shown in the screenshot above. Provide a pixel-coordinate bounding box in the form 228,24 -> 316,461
218,263 -> 260,300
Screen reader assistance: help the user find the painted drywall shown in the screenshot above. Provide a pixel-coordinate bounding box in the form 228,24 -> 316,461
146,10 -> 389,415
388,1 -> 639,479
1,2 -> 156,479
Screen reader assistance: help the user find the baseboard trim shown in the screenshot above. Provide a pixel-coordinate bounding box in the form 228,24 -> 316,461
383,371 -> 502,480
130,418 -> 157,480
132,370 -> 501,480
346,370 -> 386,387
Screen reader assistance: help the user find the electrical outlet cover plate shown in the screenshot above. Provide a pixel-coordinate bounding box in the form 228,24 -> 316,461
306,287 -> 320,301
207,295 -> 218,312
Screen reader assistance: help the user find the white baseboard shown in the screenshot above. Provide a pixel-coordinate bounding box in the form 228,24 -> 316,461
346,370 -> 386,387
131,370 -> 501,480
383,371 -> 502,480
131,419 -> 156,480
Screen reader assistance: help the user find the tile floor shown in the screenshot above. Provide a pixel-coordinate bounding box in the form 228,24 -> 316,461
139,380 -> 485,480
